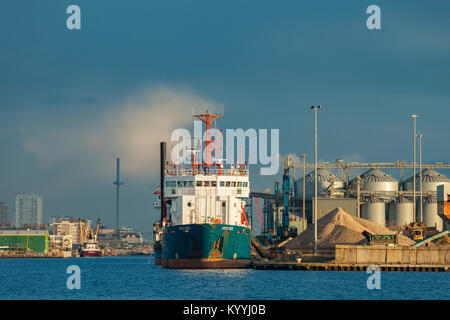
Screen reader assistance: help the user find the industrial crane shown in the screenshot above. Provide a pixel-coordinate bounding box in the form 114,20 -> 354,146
277,154 -> 298,240
95,218 -> 101,241
278,167 -> 291,239
79,218 -> 85,243
87,218 -> 101,240
79,218 -> 101,242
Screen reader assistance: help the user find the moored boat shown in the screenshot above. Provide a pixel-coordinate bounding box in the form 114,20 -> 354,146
153,112 -> 252,269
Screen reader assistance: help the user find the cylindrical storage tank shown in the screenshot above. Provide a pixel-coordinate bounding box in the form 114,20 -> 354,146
421,196 -> 443,232
388,195 -> 414,227
357,168 -> 399,193
403,169 -> 450,192
295,168 -> 345,200
361,196 -> 386,227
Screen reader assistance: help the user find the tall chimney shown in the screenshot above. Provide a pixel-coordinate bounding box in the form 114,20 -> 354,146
160,142 -> 167,223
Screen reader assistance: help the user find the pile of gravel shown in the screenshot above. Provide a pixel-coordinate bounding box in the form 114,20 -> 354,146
284,207 -> 415,249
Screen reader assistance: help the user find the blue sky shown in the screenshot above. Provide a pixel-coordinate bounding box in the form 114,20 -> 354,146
0,1 -> 449,231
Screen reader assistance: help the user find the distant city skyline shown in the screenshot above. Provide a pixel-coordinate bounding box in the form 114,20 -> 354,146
0,1 -> 449,231
0,202 -> 8,226
14,194 -> 43,228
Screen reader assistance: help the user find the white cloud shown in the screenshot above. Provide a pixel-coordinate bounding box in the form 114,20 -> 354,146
22,86 -> 218,182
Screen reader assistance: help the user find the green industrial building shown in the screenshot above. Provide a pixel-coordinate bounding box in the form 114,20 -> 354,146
0,230 -> 49,254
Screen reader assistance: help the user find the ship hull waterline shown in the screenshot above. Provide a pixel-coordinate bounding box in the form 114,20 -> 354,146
153,241 -> 162,265
80,250 -> 102,257
160,223 -> 251,269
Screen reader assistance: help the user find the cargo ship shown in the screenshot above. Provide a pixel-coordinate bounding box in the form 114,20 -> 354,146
152,112 -> 251,269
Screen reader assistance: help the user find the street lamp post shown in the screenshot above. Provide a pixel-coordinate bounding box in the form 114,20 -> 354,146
412,114 -> 418,222
300,154 -> 307,232
417,133 -> 423,222
311,105 -> 322,254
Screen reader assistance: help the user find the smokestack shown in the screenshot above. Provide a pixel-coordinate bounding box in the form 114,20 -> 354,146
160,142 -> 167,223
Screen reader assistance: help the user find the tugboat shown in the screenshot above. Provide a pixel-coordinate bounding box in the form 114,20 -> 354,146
153,112 -> 252,269
79,218 -> 102,257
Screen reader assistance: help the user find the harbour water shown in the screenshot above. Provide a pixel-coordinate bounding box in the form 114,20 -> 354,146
0,255 -> 448,300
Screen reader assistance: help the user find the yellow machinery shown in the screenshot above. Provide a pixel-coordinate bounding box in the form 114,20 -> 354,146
79,218 -> 101,242
79,218 -> 85,243
362,231 -> 398,246
406,222 -> 427,241
94,219 -> 101,240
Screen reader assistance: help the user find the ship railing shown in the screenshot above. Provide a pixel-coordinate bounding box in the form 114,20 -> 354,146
166,168 -> 248,177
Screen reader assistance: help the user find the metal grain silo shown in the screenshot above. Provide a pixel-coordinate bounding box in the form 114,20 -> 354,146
295,168 -> 345,200
359,168 -> 399,192
388,195 -> 414,227
421,196 -> 443,232
403,169 -> 450,192
361,196 -> 386,227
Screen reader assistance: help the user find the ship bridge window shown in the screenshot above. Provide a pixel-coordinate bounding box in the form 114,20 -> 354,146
204,181 -> 210,187
188,181 -> 193,187
226,181 -> 231,187
237,182 -> 242,187
231,182 -> 236,187
212,181 -> 217,187
167,181 -> 175,187
243,182 -> 248,187
166,181 -> 176,187
196,181 -> 202,187
220,181 -> 225,187
177,181 -> 183,187
187,202 -> 191,207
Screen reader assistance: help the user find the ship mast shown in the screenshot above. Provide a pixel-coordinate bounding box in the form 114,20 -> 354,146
193,110 -> 222,166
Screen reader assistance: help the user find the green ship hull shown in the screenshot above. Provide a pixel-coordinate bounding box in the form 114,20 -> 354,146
161,224 -> 251,269
153,241 -> 162,265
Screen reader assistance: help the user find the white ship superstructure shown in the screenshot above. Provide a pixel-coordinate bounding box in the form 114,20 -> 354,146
163,166 -> 250,226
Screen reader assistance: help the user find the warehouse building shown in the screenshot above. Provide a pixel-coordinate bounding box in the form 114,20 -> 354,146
0,230 -> 49,254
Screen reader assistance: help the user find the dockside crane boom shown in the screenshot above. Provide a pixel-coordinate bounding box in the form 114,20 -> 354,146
95,219 -> 101,240
79,218 -> 85,243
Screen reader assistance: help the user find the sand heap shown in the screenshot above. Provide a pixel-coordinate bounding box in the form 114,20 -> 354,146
285,207 -> 415,249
